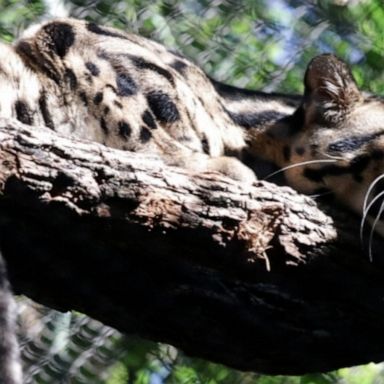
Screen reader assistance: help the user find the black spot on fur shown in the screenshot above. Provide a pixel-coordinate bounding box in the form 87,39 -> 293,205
130,56 -> 175,86
16,41 -> 61,84
84,73 -> 92,84
114,100 -> 123,109
295,147 -> 305,156
370,180 -> 384,218
43,22 -> 75,58
64,68 -> 77,90
97,52 -> 138,96
283,145 -> 291,161
85,62 -> 100,76
79,91 -> 88,106
303,155 -> 371,182
170,60 -> 187,74
225,148 -> 241,157
328,131 -> 384,154
354,174 -> 363,183
202,136 -> 210,154
142,110 -> 157,130
146,91 -> 180,123
284,106 -> 305,135
100,117 -> 108,133
116,72 -> 137,96
211,78 -> 301,107
226,108 -> 286,129
304,165 -> 349,181
350,155 -> 371,174
310,144 -> 318,157
118,121 -> 132,139
93,92 -> 103,105
15,41 -> 33,60
15,100 -> 33,125
140,126 -> 152,143
87,22 -> 127,39
303,168 -> 324,182
372,150 -> 384,160
104,106 -> 110,115
38,93 -> 54,129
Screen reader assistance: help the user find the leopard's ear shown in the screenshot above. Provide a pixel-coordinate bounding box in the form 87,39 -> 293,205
303,54 -> 362,125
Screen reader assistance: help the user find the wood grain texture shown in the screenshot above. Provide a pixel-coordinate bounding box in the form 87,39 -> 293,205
0,118 -> 383,374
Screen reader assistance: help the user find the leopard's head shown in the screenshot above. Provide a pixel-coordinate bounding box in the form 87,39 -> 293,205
273,54 -> 384,232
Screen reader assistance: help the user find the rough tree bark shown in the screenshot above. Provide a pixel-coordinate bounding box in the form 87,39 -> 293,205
0,117 -> 383,375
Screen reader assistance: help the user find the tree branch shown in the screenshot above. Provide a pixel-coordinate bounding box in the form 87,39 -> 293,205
0,117 -> 383,375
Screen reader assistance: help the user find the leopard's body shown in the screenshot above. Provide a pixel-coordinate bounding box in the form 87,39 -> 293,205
4,18 -> 384,225
2,19 -> 300,182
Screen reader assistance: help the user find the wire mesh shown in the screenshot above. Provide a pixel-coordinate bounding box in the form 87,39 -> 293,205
0,0 -> 382,382
17,298 -> 125,383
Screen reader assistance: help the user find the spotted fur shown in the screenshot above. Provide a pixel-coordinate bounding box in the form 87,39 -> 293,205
0,19 -> 378,234
3,19 -> 384,231
8,19 -> 275,182
1,18 -> 384,381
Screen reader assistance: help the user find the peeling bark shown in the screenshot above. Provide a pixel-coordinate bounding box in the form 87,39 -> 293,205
0,118 -> 383,374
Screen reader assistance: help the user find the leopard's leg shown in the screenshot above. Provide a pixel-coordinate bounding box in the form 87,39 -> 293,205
169,152 -> 256,184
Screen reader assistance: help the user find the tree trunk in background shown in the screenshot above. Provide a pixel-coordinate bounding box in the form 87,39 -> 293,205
0,118 -> 383,374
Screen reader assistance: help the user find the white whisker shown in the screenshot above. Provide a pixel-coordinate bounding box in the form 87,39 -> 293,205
309,191 -> 333,199
322,153 -> 345,161
363,173 -> 384,213
360,190 -> 384,244
368,199 -> 384,262
264,159 -> 338,180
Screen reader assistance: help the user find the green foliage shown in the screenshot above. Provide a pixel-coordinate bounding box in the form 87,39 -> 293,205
65,0 -> 384,93
0,0 -> 45,40
17,299 -> 126,383
1,0 -> 383,93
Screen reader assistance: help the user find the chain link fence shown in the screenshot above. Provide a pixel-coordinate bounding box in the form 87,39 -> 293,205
0,0 -> 383,382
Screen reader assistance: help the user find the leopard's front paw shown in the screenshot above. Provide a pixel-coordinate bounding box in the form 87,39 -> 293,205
206,156 -> 257,184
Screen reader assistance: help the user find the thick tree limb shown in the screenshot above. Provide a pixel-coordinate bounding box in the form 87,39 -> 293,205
0,118 -> 383,374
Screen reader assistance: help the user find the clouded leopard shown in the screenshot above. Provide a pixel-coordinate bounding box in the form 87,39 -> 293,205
1,18 -> 384,383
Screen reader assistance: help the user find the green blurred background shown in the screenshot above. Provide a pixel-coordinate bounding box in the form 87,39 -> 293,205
2,0 -> 384,383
